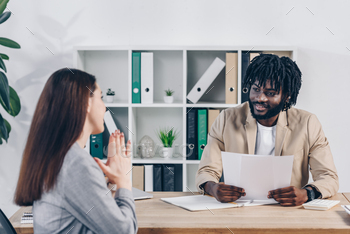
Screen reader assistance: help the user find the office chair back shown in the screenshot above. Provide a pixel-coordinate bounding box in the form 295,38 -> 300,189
0,209 -> 17,234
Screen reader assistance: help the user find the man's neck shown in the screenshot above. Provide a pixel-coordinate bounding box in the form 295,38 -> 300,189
257,114 -> 279,127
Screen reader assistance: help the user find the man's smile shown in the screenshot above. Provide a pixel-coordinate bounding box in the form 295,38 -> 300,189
254,103 -> 268,111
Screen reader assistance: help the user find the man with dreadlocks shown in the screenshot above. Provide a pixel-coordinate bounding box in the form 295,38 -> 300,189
195,54 -> 338,206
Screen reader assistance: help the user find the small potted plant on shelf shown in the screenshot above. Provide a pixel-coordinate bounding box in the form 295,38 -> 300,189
106,88 -> 115,103
164,88 -> 174,104
156,127 -> 179,158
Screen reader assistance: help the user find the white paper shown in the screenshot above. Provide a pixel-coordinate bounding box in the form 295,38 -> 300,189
161,195 -> 250,212
221,152 -> 294,203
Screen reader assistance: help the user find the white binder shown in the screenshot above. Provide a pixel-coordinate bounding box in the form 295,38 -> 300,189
187,57 -> 225,104
141,52 -> 154,104
104,110 -> 118,135
144,165 -> 154,192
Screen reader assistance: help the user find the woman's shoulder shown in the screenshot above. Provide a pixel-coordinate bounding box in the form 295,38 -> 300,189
59,142 -> 104,182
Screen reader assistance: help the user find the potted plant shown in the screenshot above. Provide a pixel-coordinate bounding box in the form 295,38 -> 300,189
106,88 -> 115,103
163,88 -> 174,104
156,127 -> 179,158
0,3 -> 21,146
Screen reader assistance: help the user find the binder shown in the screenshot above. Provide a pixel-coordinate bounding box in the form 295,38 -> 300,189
225,53 -> 238,104
144,164 -> 154,192
241,52 -> 250,103
208,109 -> 220,133
132,52 -> 141,103
197,109 -> 208,160
90,133 -> 103,159
186,108 -> 198,160
153,164 -> 162,191
132,165 -> 145,191
162,164 -> 175,191
241,52 -> 260,103
187,57 -> 225,104
104,110 -> 118,135
141,52 -> 154,104
174,164 -> 183,191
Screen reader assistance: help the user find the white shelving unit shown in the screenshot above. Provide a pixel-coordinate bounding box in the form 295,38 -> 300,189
73,46 -> 296,192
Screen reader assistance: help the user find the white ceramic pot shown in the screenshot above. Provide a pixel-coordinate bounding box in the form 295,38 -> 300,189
160,147 -> 173,158
106,95 -> 114,103
164,96 -> 174,104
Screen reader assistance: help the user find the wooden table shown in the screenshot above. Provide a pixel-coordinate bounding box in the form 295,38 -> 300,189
10,192 -> 350,234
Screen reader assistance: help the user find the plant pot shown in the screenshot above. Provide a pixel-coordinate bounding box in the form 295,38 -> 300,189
164,96 -> 174,104
159,147 -> 173,158
106,95 -> 114,103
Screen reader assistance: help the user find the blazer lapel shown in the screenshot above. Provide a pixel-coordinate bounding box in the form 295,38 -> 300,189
244,110 -> 257,154
275,110 -> 290,156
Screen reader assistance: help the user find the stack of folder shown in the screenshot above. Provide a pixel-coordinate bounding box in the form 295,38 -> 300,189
132,52 -> 154,104
132,164 -> 182,192
186,108 -> 221,160
186,53 -> 238,105
89,111 -> 119,159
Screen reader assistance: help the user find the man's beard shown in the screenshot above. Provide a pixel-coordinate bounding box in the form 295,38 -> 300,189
248,98 -> 285,120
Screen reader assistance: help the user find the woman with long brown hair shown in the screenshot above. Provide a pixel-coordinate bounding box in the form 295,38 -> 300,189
14,68 -> 137,233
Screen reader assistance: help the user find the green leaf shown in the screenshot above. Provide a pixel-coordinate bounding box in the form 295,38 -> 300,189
0,53 -> 9,60
0,0 -> 9,16
0,11 -> 10,24
0,56 -> 6,72
0,113 -> 8,143
0,85 -> 20,116
0,71 -> 10,109
0,37 -> 20,49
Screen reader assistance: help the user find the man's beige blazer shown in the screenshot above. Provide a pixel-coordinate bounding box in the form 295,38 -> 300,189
195,102 -> 339,198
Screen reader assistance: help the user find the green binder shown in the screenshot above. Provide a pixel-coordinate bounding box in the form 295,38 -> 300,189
90,133 -> 103,159
198,109 -> 208,160
132,52 -> 141,103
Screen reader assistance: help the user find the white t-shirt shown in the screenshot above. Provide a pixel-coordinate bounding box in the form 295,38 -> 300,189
254,121 -> 276,155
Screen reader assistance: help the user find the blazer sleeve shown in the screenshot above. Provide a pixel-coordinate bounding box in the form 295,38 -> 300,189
195,109 -> 226,194
306,114 -> 339,198
62,157 -> 138,234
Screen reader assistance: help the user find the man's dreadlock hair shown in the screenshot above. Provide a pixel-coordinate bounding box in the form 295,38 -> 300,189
243,53 -> 302,111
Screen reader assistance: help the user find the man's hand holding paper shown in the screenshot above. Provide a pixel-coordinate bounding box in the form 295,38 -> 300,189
268,186 -> 308,206
221,152 -> 295,205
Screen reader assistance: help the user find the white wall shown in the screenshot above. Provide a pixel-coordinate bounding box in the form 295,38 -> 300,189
1,0 -> 349,217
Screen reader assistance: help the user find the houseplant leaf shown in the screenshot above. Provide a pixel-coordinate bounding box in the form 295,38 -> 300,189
0,37 -> 20,49
0,113 -> 10,143
0,53 -> 9,60
0,11 -> 10,24
0,56 -> 6,72
0,71 -> 10,109
0,85 -> 20,116
0,0 -> 9,15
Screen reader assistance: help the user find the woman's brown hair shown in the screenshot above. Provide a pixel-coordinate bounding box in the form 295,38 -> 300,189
14,68 -> 96,206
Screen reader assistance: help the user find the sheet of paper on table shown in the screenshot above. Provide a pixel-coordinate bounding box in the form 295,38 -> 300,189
221,152 -> 294,205
161,194 -> 275,212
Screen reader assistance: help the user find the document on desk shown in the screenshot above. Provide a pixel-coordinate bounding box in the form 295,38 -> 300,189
221,152 -> 294,205
161,195 -> 250,211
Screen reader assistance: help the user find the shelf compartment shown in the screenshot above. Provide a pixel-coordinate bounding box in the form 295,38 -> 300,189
187,50 -> 238,104
76,50 -> 129,104
131,107 -> 183,159
186,164 -> 200,192
132,50 -> 183,104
